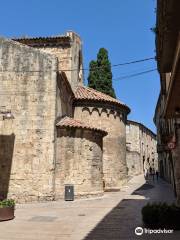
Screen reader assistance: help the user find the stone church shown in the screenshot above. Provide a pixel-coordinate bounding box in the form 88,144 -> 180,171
0,31 -> 131,202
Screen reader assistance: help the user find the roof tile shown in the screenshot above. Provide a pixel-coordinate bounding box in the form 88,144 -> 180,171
75,86 -> 130,112
56,116 -> 107,136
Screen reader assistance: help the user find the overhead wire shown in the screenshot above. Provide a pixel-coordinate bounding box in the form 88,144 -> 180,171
113,69 -> 157,81
0,57 -> 157,82
62,57 -> 155,72
0,57 -> 155,73
0,68 -> 157,95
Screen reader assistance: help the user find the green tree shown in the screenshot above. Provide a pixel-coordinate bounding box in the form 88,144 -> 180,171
88,48 -> 116,98
87,60 -> 98,89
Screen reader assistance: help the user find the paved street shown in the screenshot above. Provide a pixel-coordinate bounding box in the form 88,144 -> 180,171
0,174 -> 179,240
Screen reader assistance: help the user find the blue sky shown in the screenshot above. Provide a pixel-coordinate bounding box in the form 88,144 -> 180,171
0,0 -> 159,132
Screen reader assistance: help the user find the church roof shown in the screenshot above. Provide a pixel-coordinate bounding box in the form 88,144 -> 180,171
13,35 -> 71,47
75,86 -> 130,113
56,116 -> 107,136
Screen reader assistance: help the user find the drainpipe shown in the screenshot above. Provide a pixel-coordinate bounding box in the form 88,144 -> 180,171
169,153 -> 177,197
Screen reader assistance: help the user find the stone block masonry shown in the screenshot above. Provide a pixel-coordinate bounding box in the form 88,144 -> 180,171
73,86 -> 130,191
14,31 -> 84,93
0,38 -> 58,202
126,120 -> 158,177
94,108 -> 126,190
0,32 -> 134,203
55,127 -> 104,199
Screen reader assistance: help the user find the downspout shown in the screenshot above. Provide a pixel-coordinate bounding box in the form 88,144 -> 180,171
169,152 -> 177,197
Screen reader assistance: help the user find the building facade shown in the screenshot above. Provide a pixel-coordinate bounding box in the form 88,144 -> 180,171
126,120 -> 158,177
14,31 -> 84,92
55,117 -> 107,199
0,31 -> 131,202
0,37 -> 58,202
74,86 -> 130,190
154,0 -> 180,204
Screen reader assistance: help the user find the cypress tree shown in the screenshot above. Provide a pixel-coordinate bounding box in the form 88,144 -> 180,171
87,60 -> 98,89
88,48 -> 116,98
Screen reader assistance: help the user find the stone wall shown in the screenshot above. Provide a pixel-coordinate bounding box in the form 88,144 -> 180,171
55,128 -> 104,198
17,31 -> 84,92
56,72 -> 74,119
74,103 -> 128,190
0,38 -> 57,202
126,120 -> 158,177
66,31 -> 83,91
126,122 -> 142,176
126,151 -> 141,176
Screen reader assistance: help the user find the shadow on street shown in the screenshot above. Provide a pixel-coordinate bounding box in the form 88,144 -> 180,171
83,177 -> 179,240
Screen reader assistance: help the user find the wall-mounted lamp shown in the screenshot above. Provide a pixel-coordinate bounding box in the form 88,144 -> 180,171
0,111 -> 15,120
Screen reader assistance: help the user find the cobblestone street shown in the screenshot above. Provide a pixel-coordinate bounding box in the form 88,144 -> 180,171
0,174 -> 179,240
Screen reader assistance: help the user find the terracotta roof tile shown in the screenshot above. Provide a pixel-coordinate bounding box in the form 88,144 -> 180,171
13,35 -> 71,47
56,116 -> 107,136
75,86 -> 130,112
13,35 -> 70,41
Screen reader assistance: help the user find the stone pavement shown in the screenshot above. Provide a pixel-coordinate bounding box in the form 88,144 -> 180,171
0,174 -> 179,240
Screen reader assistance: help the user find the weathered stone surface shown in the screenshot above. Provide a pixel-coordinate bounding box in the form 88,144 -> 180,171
15,31 -> 84,92
74,103 -> 128,190
0,32 -> 156,204
0,37 -> 58,202
55,128 -> 104,198
0,33 -> 94,203
56,72 -> 74,119
126,120 -> 158,177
